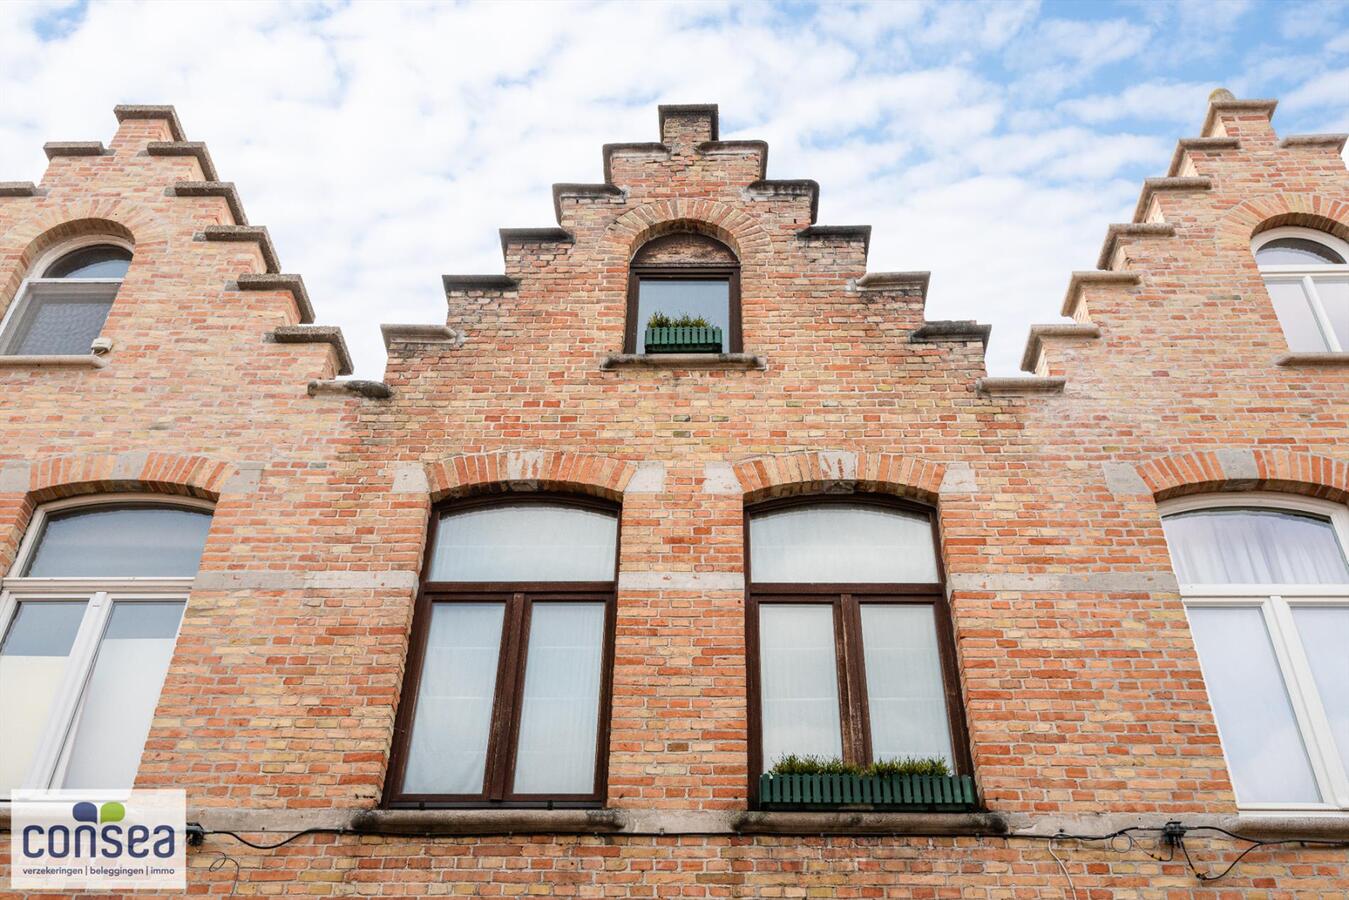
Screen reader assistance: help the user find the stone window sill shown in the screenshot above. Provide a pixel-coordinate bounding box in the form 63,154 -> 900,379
1275,352 -> 1349,367
1234,813 -> 1349,841
601,352 -> 766,370
0,354 -> 107,369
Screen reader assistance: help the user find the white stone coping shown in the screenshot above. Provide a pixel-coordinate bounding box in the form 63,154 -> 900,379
1019,323 -> 1101,373
380,323 -> 462,350
0,354 -> 107,369
1061,270 -> 1140,318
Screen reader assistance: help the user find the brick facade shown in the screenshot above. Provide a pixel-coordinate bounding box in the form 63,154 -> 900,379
0,93 -> 1346,896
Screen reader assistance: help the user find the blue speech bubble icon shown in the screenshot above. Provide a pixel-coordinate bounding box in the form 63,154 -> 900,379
72,802 -> 98,824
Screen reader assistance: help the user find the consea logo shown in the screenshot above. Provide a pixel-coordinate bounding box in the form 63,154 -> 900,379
10,789 -> 185,891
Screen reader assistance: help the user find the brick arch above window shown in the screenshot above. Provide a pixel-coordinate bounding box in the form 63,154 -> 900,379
424,450 -> 639,504
1216,194 -> 1349,251
607,200 -> 771,264
1134,449 -> 1349,505
732,451 -> 947,506
0,451 -> 237,573
1,208 -> 155,311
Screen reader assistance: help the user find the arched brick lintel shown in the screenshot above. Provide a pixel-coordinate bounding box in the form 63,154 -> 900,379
1217,193 -> 1349,248
1136,450 -> 1349,505
426,450 -> 638,504
0,451 -> 235,572
1,206 -> 160,309
607,199 -> 772,264
734,451 -> 946,507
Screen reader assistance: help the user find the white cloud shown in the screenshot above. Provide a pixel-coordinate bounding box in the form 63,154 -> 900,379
0,0 -> 1341,378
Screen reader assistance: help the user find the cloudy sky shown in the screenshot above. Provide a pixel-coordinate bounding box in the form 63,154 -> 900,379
3,0 -> 1347,377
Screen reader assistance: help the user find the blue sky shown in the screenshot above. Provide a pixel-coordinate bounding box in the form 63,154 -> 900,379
2,0 -> 1346,377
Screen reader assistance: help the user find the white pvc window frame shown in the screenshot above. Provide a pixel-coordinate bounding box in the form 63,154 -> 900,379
0,235 -> 133,357
1252,226 -> 1349,353
1163,492 -> 1349,813
0,494 -> 209,793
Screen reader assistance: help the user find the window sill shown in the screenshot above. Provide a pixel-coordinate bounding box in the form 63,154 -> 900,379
0,353 -> 107,369
1235,813 -> 1349,841
735,810 -> 1006,836
354,808 -> 622,835
1275,352 -> 1349,366
601,352 -> 766,370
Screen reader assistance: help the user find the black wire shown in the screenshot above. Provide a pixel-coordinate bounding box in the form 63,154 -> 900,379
207,828 -> 346,850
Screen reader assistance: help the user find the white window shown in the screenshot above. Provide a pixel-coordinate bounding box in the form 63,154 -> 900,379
1162,494 -> 1349,812
1252,227 -> 1349,353
0,497 -> 211,793
0,239 -> 132,356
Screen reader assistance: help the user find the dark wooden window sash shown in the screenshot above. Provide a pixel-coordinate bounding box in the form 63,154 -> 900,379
744,494 -> 974,807
384,494 -> 619,809
624,265 -> 743,354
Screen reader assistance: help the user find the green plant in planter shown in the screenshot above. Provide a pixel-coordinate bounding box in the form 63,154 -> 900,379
643,311 -> 721,353
768,754 -> 951,777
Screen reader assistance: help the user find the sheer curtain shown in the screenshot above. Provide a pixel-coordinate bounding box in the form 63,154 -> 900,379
1163,509 -> 1349,584
1292,607 -> 1349,774
758,605 -> 842,767
60,602 -> 185,789
25,507 -> 213,578
429,505 -> 617,581
0,602 -> 86,791
750,505 -> 938,583
861,605 -> 953,767
512,602 -> 605,794
1187,607 -> 1321,803
402,603 -> 505,794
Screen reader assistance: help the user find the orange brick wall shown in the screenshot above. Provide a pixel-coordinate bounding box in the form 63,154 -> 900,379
0,97 -> 1346,896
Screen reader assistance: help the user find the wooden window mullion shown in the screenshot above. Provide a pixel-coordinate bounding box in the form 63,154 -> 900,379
484,591 -> 527,801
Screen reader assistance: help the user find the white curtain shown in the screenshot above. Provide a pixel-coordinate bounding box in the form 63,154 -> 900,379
1164,509 -> 1349,584
759,605 -> 842,766
1264,279 -> 1329,352
1315,276 -> 1349,349
26,507 -> 212,578
512,603 -> 604,794
861,605 -> 953,767
1187,607 -> 1321,803
429,505 -> 617,582
402,603 -> 505,794
1292,607 -> 1349,774
0,602 -> 86,791
750,505 -> 939,584
61,602 -> 184,789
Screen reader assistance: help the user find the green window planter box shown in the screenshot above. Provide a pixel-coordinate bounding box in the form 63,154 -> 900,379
758,773 -> 977,812
644,326 -> 722,354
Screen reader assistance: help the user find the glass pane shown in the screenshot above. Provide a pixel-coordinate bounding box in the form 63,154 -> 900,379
1163,509 -> 1349,585
429,503 -> 617,582
1291,607 -> 1349,775
402,603 -> 505,794
512,602 -> 605,794
1264,279 -> 1330,352
26,507 -> 213,577
0,601 -> 86,791
4,285 -> 115,356
750,503 -> 939,583
1256,238 -> 1345,266
1187,606 -> 1320,804
1310,276 -> 1349,350
759,604 -> 842,767
61,602 -> 185,789
861,605 -> 954,768
636,279 -> 730,352
44,245 -> 132,279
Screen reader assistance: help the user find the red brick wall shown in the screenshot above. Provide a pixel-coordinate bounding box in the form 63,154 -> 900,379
0,97 -> 1345,896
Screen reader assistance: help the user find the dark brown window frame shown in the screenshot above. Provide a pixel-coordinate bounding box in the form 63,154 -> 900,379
384,493 -> 620,809
624,265 -> 743,354
743,494 -> 973,807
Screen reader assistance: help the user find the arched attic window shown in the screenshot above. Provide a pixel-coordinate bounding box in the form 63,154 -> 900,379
0,240 -> 132,357
626,232 -> 741,354
1252,227 -> 1349,353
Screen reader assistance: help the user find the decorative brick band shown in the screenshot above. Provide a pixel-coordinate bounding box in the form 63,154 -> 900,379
426,450 -> 639,503
1135,449 -> 1349,503
733,451 -> 945,505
